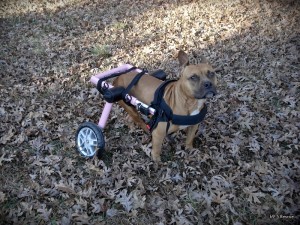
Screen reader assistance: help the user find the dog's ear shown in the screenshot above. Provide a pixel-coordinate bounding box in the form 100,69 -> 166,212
178,50 -> 189,67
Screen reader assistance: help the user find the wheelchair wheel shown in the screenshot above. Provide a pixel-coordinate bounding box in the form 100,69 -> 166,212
75,122 -> 105,158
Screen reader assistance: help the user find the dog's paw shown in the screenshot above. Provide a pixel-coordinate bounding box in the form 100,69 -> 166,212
151,154 -> 161,163
185,144 -> 194,150
152,160 -> 163,171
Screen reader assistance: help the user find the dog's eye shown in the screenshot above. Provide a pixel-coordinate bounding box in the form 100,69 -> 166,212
189,74 -> 198,81
207,71 -> 215,78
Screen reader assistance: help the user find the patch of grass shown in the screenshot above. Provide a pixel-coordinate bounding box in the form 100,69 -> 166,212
112,21 -> 129,30
271,96 -> 281,109
42,23 -> 59,34
29,37 -> 45,55
183,196 -> 202,215
90,45 -> 112,58
48,140 -> 64,155
1,197 -> 19,211
50,218 -> 58,225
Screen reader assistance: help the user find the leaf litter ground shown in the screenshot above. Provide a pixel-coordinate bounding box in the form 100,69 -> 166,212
0,0 -> 299,224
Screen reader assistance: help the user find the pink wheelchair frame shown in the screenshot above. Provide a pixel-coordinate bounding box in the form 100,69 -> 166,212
76,64 -> 159,158
90,64 -> 156,129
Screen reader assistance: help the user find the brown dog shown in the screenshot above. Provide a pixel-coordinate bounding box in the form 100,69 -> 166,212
113,50 -> 217,162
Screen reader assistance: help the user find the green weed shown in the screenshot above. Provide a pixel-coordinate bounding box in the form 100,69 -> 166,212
90,45 -> 112,58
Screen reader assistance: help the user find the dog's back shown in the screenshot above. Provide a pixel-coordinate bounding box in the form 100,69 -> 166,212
113,71 -> 163,105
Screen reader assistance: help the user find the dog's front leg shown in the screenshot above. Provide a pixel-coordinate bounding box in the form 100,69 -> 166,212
185,124 -> 199,149
151,123 -> 167,162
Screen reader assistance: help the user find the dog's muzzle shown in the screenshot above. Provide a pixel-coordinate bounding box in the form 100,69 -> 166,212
203,81 -> 216,98
204,90 -> 216,98
195,85 -> 217,99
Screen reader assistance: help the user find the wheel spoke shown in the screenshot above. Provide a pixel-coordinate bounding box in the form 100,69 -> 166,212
87,145 -> 94,155
79,142 -> 84,147
86,128 -> 91,136
79,136 -> 84,144
90,139 -> 98,146
79,133 -> 85,141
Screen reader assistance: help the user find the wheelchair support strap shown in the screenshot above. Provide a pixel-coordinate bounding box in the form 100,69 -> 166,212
121,69 -> 147,104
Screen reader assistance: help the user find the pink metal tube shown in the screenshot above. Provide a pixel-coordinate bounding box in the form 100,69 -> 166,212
92,64 -> 137,129
90,64 -> 141,85
98,102 -> 113,129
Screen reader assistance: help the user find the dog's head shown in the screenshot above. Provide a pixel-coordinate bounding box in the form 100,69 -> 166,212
178,50 -> 217,99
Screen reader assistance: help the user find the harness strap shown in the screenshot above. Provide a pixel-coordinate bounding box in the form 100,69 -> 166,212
97,66 -> 137,94
152,80 -> 176,119
173,104 -> 207,125
122,69 -> 147,104
147,80 -> 176,132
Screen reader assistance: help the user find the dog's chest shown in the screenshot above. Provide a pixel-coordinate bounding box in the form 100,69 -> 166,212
178,109 -> 199,130
178,100 -> 205,130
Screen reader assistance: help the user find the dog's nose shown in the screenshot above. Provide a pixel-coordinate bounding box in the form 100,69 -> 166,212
204,81 -> 212,89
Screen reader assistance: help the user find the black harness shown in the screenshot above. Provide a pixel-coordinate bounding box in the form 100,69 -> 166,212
97,67 -> 207,133
147,80 -> 207,132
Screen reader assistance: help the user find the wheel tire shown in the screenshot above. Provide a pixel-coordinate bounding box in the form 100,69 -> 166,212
75,122 -> 105,158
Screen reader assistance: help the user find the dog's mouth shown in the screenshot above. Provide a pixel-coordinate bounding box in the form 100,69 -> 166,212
195,89 -> 217,99
204,91 -> 215,98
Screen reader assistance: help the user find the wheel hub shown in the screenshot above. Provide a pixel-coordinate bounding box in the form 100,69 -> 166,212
77,127 -> 98,157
